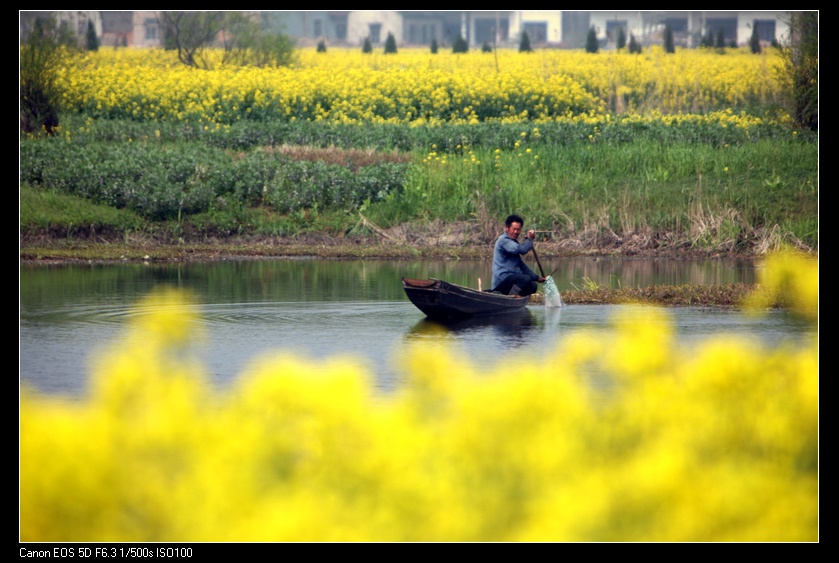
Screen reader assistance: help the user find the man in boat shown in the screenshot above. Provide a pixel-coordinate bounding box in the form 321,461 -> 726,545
491,214 -> 546,296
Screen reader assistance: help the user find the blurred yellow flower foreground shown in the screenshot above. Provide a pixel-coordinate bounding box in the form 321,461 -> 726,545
20,252 -> 818,542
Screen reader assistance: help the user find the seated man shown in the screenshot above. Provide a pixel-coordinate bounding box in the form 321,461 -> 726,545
491,214 -> 545,296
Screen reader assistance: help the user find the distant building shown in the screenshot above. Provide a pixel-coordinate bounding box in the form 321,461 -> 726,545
21,10 -> 795,50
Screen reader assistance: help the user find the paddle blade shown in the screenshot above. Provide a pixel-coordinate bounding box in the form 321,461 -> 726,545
543,276 -> 563,308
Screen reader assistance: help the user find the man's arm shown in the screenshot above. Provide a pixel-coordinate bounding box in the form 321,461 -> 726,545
499,237 -> 533,256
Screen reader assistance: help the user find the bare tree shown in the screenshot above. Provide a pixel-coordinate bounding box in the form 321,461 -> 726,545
159,11 -> 227,68
777,11 -> 818,131
159,11 -> 294,69
20,12 -> 78,135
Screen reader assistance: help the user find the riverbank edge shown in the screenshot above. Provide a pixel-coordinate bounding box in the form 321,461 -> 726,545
20,231 -> 765,265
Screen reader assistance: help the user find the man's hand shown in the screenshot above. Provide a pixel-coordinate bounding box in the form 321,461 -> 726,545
537,276 -> 546,283
527,229 -> 536,240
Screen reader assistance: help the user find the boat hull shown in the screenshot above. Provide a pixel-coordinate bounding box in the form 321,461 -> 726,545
402,277 -> 530,319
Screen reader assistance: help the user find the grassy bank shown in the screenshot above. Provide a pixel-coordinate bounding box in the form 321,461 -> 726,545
20,121 -> 817,259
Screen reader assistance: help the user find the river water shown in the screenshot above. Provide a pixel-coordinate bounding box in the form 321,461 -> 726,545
19,257 -> 814,398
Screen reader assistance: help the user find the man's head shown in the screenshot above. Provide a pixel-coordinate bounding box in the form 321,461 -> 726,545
504,214 -> 525,239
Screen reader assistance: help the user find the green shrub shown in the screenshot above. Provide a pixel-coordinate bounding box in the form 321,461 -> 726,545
20,14 -> 76,136
749,21 -> 761,54
663,24 -> 674,53
20,141 -> 226,219
585,26 -> 599,53
482,41 -> 492,53
452,34 -> 468,54
629,34 -> 642,54
317,40 -> 327,53
262,160 -> 407,214
430,38 -> 438,54
362,37 -> 372,54
519,31 -> 532,53
85,20 -> 99,52
384,32 -> 397,54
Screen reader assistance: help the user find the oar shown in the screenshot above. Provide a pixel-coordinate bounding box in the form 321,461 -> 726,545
531,241 -> 546,278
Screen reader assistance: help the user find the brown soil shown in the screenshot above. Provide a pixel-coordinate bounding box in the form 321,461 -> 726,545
19,220 -> 757,265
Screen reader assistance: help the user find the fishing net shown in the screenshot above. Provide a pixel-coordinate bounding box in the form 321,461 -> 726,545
543,275 -> 563,308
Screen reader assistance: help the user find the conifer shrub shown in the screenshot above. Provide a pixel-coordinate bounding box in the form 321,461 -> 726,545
629,33 -> 642,54
519,31 -> 532,52
85,20 -> 99,51
317,40 -> 327,53
617,27 -> 626,50
430,38 -> 438,54
749,22 -> 761,54
384,32 -> 397,54
452,34 -> 468,53
663,24 -> 675,53
585,26 -> 599,53
362,37 -> 372,54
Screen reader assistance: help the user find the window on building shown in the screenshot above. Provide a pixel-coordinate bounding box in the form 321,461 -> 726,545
313,19 -> 322,37
663,17 -> 688,34
144,18 -> 158,41
754,19 -> 776,42
705,17 -> 737,44
605,20 -> 627,44
523,22 -> 547,43
335,23 -> 347,41
369,23 -> 381,44
475,19 -> 496,45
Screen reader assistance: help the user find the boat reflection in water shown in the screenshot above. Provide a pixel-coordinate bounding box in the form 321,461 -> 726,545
406,307 -> 538,347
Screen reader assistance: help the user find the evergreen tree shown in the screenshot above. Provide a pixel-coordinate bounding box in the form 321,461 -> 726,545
663,24 -> 675,53
85,19 -> 99,51
452,33 -> 468,53
628,33 -> 642,54
585,26 -> 599,53
616,27 -> 626,50
482,41 -> 492,53
519,30 -> 532,52
430,38 -> 438,54
362,37 -> 372,53
384,32 -> 397,54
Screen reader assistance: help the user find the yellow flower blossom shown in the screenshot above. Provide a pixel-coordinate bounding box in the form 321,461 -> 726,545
20,254 -> 818,542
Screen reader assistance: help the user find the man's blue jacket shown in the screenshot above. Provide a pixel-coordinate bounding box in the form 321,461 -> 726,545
491,233 -> 539,291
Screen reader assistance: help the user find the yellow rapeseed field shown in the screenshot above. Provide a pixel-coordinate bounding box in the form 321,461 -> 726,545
56,46 -> 786,127
20,250 -> 818,541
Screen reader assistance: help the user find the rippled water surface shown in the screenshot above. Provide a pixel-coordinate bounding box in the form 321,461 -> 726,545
20,258 -> 814,398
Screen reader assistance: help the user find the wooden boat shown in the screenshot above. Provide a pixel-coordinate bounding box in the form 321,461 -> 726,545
402,277 -> 530,319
